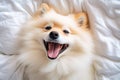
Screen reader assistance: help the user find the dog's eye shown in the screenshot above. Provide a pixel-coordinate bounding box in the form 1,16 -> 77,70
45,26 -> 52,30
63,30 -> 69,34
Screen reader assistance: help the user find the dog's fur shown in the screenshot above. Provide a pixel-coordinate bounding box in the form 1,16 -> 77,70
17,3 -> 94,80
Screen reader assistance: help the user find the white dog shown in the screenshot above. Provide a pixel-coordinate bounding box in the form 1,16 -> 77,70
16,3 -> 94,80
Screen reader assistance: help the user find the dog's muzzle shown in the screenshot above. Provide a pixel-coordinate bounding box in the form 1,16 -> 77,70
43,31 -> 69,60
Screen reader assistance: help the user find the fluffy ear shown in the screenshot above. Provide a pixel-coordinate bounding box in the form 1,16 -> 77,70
39,3 -> 50,15
74,13 -> 88,28
33,3 -> 50,17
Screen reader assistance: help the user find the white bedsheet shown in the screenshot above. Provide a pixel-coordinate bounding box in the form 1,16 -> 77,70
0,0 -> 120,80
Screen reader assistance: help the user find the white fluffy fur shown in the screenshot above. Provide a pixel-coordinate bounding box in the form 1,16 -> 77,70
17,4 -> 94,80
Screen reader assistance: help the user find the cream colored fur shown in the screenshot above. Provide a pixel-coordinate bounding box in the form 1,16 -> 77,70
17,3 -> 94,80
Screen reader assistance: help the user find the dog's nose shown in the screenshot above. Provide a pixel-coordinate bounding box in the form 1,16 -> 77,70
49,31 -> 59,40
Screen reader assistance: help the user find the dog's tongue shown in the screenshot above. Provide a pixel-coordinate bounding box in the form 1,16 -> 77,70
47,43 -> 62,59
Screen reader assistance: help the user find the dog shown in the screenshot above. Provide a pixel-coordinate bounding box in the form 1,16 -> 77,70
17,3 -> 94,80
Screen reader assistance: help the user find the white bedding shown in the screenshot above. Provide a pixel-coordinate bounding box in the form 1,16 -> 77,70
0,0 -> 120,80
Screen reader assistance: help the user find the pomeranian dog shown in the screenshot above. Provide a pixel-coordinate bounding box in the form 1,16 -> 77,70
17,3 -> 94,80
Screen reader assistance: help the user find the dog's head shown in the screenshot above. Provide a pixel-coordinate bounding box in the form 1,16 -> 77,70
20,3 -> 92,61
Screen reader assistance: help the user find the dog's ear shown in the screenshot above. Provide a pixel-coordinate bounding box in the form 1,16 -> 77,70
39,3 -> 50,15
33,3 -> 50,17
74,13 -> 88,28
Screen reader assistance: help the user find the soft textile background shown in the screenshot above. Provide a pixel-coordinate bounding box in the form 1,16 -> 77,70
0,0 -> 120,80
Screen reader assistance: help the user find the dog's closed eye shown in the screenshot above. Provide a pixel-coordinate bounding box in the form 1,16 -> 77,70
63,30 -> 69,34
45,26 -> 52,30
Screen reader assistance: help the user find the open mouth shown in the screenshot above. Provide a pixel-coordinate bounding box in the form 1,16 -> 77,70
43,40 -> 69,60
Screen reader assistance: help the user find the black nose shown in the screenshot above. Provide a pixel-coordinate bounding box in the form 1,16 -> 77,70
49,31 -> 59,40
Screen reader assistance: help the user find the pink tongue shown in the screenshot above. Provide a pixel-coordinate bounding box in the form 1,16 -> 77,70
47,43 -> 62,59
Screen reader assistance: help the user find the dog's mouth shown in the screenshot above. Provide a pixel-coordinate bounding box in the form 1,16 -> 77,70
43,40 -> 69,60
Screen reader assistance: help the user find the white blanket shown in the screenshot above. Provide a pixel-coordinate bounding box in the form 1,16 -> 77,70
0,0 -> 120,80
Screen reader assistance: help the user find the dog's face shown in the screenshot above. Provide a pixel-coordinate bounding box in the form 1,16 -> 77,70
19,4 -> 92,63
